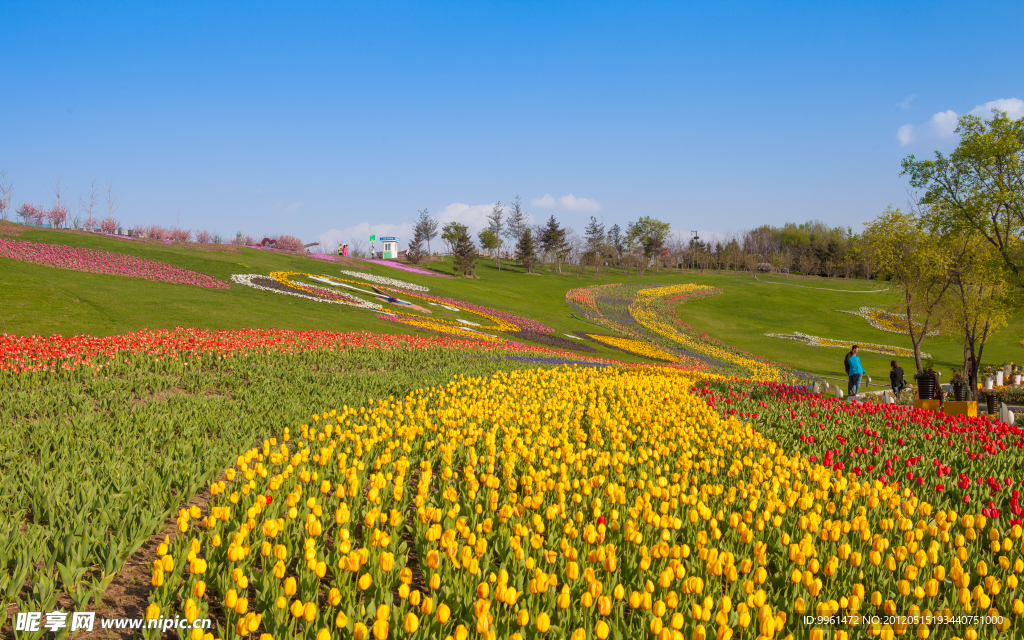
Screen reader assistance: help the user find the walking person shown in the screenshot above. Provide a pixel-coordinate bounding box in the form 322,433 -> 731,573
889,360 -> 906,397
846,345 -> 866,398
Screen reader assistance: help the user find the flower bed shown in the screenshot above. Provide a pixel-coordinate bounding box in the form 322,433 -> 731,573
357,259 -> 455,278
338,269 -> 430,292
143,365 -> 1024,640
766,331 -> 927,358
579,332 -> 680,363
0,326 -> 618,374
567,283 -> 786,380
0,238 -> 229,288
838,306 -> 939,336
502,330 -> 598,353
231,274 -> 382,310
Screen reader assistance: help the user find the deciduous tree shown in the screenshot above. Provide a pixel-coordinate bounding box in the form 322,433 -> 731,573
864,207 -> 956,372
903,109 -> 1024,286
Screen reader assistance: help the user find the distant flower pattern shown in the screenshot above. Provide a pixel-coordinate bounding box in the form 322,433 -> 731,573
765,331 -> 927,358
230,274 -> 382,310
0,238 -> 229,289
837,306 -> 940,337
338,269 -> 430,292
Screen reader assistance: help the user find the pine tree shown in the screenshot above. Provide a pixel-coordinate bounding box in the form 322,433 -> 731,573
417,208 -> 439,256
584,216 -> 605,251
504,195 -> 528,254
516,227 -> 538,274
607,224 -> 623,255
450,223 -> 478,277
540,215 -> 567,273
406,222 -> 428,264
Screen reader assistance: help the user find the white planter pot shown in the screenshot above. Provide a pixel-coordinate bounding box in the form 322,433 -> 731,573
1014,374 -> 1021,385
997,371 -> 1004,386
985,377 -> 994,390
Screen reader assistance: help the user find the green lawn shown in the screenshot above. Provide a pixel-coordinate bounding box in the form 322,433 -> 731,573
2,225 -> 1021,376
672,270 -> 1024,380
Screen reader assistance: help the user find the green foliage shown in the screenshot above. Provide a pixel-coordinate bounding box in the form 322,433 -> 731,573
448,223 -> 478,277
903,109 -> 1024,283
625,216 -> 671,259
862,207 -> 956,371
515,226 -> 538,274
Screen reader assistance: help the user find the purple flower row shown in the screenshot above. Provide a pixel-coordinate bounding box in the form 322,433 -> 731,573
357,259 -> 455,279
0,239 -> 230,289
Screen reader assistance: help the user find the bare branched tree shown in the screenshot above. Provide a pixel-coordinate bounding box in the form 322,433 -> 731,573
50,178 -> 69,228
0,170 -> 12,221
103,181 -> 122,232
80,179 -> 99,229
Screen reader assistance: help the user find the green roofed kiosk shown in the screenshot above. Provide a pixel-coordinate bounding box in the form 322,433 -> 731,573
380,237 -> 399,260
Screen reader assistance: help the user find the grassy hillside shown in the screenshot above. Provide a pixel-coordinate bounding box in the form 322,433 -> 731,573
2,224 -> 1021,377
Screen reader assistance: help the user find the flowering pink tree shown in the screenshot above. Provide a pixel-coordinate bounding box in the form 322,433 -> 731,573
275,235 -> 307,251
195,229 -> 212,243
16,204 -> 44,225
171,227 -> 192,242
100,215 -> 120,233
47,204 -> 69,228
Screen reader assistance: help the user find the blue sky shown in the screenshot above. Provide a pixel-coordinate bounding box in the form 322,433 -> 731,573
2,1 -> 1022,251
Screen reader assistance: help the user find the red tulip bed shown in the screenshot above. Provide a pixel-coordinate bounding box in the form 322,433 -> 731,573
0,238 -> 230,288
0,326 -> 616,373
693,378 -> 1024,523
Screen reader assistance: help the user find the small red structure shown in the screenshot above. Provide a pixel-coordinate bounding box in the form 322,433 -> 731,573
260,238 -> 277,248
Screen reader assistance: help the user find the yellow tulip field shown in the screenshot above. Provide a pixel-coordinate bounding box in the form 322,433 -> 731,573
147,365 -> 1023,640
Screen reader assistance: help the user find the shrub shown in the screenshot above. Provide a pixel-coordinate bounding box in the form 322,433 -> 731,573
195,230 -> 212,243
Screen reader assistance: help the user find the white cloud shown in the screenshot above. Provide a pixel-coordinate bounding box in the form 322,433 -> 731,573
531,194 -> 556,208
970,98 -> 1024,120
896,124 -> 915,146
897,98 -> 1023,147
530,193 -> 601,212
436,203 -> 497,232
287,201 -> 303,213
558,194 -> 601,212
929,110 -> 959,138
897,109 -> 959,147
897,94 -> 917,110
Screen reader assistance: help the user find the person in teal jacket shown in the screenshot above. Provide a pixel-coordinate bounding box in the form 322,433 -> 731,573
845,345 -> 866,397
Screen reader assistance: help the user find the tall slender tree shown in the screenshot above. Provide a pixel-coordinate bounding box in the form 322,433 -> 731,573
416,208 -> 439,256
486,201 -> 504,270
607,224 -> 623,255
504,195 -> 528,255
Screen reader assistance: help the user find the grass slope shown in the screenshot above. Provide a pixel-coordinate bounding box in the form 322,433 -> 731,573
673,271 -> 1023,380
2,225 -> 1021,375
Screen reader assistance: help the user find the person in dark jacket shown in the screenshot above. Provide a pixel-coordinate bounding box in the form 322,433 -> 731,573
889,360 -> 906,395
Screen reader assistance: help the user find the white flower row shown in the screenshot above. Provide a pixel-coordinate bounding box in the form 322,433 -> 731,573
837,306 -> 939,337
338,269 -> 429,292
231,274 -> 383,310
765,331 -> 928,358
